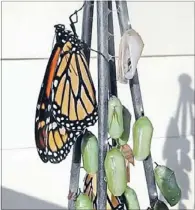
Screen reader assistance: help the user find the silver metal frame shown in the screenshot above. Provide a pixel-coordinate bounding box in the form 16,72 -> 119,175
96,1 -> 109,209
68,1 -> 158,209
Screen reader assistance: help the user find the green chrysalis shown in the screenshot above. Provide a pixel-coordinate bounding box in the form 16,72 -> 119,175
124,186 -> 140,210
153,200 -> 169,210
154,163 -> 181,206
81,131 -> 98,174
117,106 -> 131,146
133,116 -> 153,161
75,193 -> 93,210
108,96 -> 124,139
104,148 -> 127,196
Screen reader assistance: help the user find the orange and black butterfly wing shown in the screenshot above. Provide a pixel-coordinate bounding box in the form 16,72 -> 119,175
51,44 -> 98,131
83,174 -> 97,209
36,119 -> 83,163
35,44 -> 62,162
35,39 -> 84,163
83,174 -> 127,210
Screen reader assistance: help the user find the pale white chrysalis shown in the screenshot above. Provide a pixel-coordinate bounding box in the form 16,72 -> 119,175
117,28 -> 144,83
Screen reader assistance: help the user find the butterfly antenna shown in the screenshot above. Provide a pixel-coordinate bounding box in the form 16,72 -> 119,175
69,2 -> 85,36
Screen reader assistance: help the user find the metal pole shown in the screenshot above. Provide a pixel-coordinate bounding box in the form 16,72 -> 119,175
68,2 -> 94,209
97,1 -> 109,209
115,1 -> 158,206
108,1 -> 117,97
81,1 -> 94,64
108,1 -> 117,148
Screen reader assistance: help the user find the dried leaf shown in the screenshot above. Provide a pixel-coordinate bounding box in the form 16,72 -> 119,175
126,161 -> 130,183
120,144 -> 135,166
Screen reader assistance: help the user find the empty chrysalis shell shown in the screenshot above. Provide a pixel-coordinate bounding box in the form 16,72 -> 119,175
133,116 -> 153,161
117,28 -> 144,83
81,131 -> 98,174
104,148 -> 127,196
108,96 -> 124,139
75,193 -> 93,210
154,163 -> 181,207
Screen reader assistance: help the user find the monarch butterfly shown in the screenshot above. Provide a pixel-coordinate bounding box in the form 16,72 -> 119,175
35,7 -> 98,163
83,174 -> 127,210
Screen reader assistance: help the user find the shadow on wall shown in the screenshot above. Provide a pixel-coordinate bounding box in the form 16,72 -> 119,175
2,186 -> 66,209
161,73 -> 195,209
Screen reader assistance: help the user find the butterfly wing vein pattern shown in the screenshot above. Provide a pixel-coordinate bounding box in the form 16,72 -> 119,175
35,24 -> 98,163
52,50 -> 98,131
83,174 -> 126,210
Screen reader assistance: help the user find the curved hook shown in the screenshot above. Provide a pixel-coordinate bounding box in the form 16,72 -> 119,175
69,2 -> 86,36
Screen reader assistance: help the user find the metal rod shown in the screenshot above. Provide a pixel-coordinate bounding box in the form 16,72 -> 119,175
115,0 -> 158,206
96,1 -> 109,209
108,1 -> 117,147
68,2 -> 94,209
81,1 -> 94,64
108,1 -> 117,97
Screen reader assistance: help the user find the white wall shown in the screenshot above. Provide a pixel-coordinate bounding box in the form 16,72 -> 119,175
1,1 -> 194,209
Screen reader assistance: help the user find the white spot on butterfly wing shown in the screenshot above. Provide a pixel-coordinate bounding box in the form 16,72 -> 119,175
54,80 -> 58,87
48,105 -> 51,111
52,122 -> 57,129
46,117 -> 50,124
53,104 -> 57,109
59,126 -> 66,135
52,90 -> 54,101
49,123 -> 53,130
